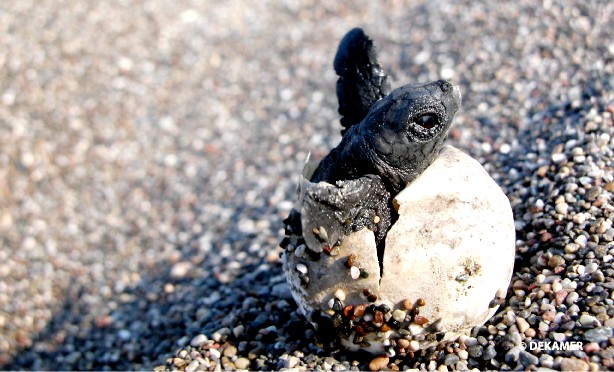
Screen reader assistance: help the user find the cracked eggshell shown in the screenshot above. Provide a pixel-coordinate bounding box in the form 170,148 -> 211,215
282,145 -> 515,353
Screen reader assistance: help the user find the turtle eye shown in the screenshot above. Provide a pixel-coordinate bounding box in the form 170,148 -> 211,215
415,113 -> 438,129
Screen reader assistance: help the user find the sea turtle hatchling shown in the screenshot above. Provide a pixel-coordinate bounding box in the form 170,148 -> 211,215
282,28 -> 461,266
280,28 -> 515,354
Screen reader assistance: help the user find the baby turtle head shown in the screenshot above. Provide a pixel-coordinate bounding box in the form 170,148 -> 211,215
361,80 -> 461,191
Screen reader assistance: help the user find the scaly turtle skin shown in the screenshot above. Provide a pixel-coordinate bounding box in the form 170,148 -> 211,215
283,28 -> 461,264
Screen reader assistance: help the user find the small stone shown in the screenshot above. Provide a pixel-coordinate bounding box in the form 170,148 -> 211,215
346,254 -> 357,268
516,317 -> 530,333
468,344 -> 483,358
414,316 -> 429,326
318,226 -> 329,242
553,332 -> 566,342
457,349 -> 468,360
551,153 -> 567,164
185,360 -> 199,372
190,334 -> 208,347
294,244 -> 306,258
354,303 -> 367,317
443,354 -> 459,366
524,328 -> 536,337
209,348 -> 221,360
477,336 -> 488,346
548,255 -> 565,268
540,354 -> 554,368
579,314 -> 597,327
408,340 -> 420,351
334,289 -> 346,301
118,329 -> 132,341
368,355 -> 389,371
555,290 -> 568,305
296,263 -> 308,275
583,342 -> 600,353
560,357 -> 589,372
223,345 -> 237,357
586,186 -> 602,201
518,350 -> 539,367
396,338 -> 410,349
373,310 -> 384,326
583,327 -> 613,342
392,309 -> 406,323
402,299 -> 413,310
232,325 -> 244,338
284,356 -> 300,369
350,266 -> 360,279
170,261 -> 193,279
173,358 -> 187,368
552,281 -> 563,292
234,357 -> 250,370
554,202 -> 569,214
575,235 -> 588,247
417,298 -> 426,307
585,262 -> 599,274
482,345 -> 496,360
592,270 -> 605,282
535,274 -> 545,283
505,347 -> 520,364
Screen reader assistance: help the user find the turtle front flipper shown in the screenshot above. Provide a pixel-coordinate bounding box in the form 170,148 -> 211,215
334,28 -> 391,136
300,174 -> 391,255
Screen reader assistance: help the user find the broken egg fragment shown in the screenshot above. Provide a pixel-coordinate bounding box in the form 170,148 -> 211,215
282,146 -> 515,353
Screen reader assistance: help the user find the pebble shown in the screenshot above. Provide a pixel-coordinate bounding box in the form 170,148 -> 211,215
350,266 -> 360,280
579,314 -> 598,327
560,358 -> 589,372
443,354 -> 459,366
518,350 -> 539,367
540,354 -> 554,368
232,325 -> 245,338
209,348 -> 221,360
468,345 -> 483,358
583,327 -> 613,342
408,340 -> 420,352
457,350 -> 468,360
334,289 -> 346,301
482,345 -> 497,360
505,347 -> 520,363
170,261 -> 193,279
551,153 -> 567,164
392,310 -> 406,323
185,360 -> 199,372
234,357 -> 250,370
552,332 -> 566,342
586,262 -> 599,274
368,356 -> 389,371
190,334 -> 208,347
296,263 -> 308,275
584,342 -> 600,353
223,345 -> 237,357
516,317 -> 530,333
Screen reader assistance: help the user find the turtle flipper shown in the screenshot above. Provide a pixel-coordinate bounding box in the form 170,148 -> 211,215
334,28 -> 391,135
300,175 -> 391,254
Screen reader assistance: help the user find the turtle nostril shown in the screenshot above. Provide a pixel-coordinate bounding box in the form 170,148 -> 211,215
437,80 -> 452,92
